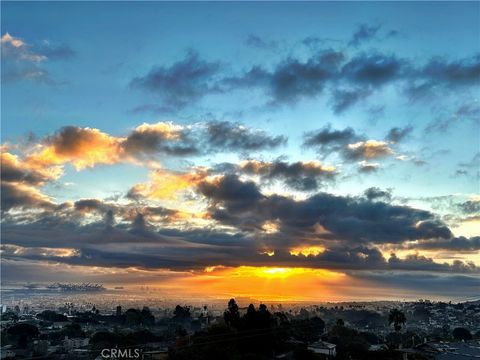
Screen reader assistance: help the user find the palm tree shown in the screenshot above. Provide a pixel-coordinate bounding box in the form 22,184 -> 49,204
388,309 -> 406,332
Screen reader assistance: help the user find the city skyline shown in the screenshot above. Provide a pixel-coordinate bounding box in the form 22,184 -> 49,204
1,2 -> 479,301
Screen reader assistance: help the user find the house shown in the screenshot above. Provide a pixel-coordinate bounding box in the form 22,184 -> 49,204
308,341 -> 336,358
0,345 -> 15,359
399,341 -> 480,360
63,336 -> 89,350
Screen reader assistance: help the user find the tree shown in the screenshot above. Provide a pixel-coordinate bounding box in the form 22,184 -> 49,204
388,309 -> 406,332
124,309 -> 144,326
62,322 -> 85,338
6,323 -> 39,348
141,307 -> 155,326
453,327 -> 472,341
173,305 -> 191,322
223,298 -> 240,328
37,310 -> 68,322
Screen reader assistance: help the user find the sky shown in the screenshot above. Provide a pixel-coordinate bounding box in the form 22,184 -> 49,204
1,2 -> 479,302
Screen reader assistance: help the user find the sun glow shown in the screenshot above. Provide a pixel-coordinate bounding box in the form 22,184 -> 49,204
179,266 -> 348,301
289,246 -> 325,257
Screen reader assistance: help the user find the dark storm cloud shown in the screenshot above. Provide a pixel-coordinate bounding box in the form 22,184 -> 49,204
205,120 -> 287,151
223,49 -> 345,104
1,155 -> 51,185
349,272 -> 480,297
239,159 -> 337,191
348,24 -> 381,47
421,54 -> 480,86
1,183 -> 478,274
1,234 -> 477,275
388,253 -> 477,272
198,174 -> 455,245
341,53 -> 407,86
1,182 -> 55,212
130,51 -> 222,109
386,125 -> 413,143
74,198 -> 112,214
364,187 -> 392,201
198,174 -> 263,212
130,45 -> 479,113
122,125 -> 199,157
303,124 -> 359,155
412,236 -> 480,252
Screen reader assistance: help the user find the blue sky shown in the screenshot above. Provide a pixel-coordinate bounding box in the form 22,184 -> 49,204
1,2 -> 479,299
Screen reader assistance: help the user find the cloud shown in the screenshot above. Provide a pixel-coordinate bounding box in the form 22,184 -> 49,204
341,53 -> 407,86
1,181 -> 55,212
350,272 -> 480,298
37,42 -> 75,60
128,46 -> 479,113
223,49 -> 345,105
1,33 -> 46,62
303,125 -> 395,164
245,34 -> 278,50
10,121 -> 285,181
458,200 -> 480,214
130,51 -> 222,109
122,122 -> 198,157
27,126 -> 122,170
386,125 -> 413,143
364,187 -> 392,201
1,151 -> 60,185
348,24 -> 381,47
303,124 -> 359,156
425,102 -> 480,133
358,161 -> 380,173
198,174 -> 455,246
239,159 -> 337,191
198,174 -> 263,213
1,33 -> 73,83
127,168 -> 208,201
205,120 -> 287,152
0,151 -> 61,212
1,176 -> 477,277
411,236 -> 480,252
344,140 -> 393,160
330,87 -> 372,113
421,54 -> 480,87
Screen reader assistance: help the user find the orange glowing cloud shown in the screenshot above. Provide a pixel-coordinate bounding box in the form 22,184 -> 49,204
347,140 -> 393,159
19,122 -> 186,174
26,127 -> 123,170
1,151 -> 63,183
128,168 -> 208,201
